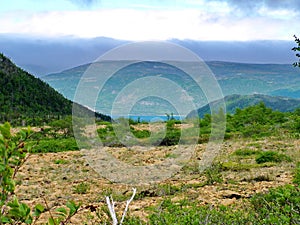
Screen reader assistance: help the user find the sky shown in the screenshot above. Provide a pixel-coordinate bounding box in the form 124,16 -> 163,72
0,0 -> 299,41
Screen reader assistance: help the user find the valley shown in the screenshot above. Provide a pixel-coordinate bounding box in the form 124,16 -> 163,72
1,54 -> 300,224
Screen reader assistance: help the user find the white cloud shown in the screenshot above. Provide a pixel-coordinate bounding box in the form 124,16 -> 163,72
0,7 -> 298,41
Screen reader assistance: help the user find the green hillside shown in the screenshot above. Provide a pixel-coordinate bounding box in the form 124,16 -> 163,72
0,53 -> 110,124
187,94 -> 300,118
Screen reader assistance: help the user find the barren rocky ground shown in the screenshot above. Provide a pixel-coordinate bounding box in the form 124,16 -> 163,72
15,133 -> 300,224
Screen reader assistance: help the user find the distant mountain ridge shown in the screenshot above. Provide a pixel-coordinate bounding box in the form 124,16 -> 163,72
42,61 -> 300,116
187,94 -> 300,118
0,53 -> 110,123
0,35 -> 295,76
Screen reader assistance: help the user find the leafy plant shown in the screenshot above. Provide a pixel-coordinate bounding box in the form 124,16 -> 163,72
54,159 -> 69,164
251,184 -> 300,224
234,148 -> 259,156
255,151 -> 292,164
293,162 -> 300,185
31,138 -> 79,153
73,182 -> 90,194
204,163 -> 223,185
0,122 -> 34,224
130,128 -> 150,139
0,122 -> 82,224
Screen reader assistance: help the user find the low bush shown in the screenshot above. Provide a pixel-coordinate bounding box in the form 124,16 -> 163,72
30,138 -> 79,153
293,162 -> 300,185
131,128 -> 151,139
0,122 -> 82,224
255,151 -> 292,164
147,199 -> 250,225
73,182 -> 90,194
204,163 -> 223,185
251,184 -> 300,224
234,148 -> 259,156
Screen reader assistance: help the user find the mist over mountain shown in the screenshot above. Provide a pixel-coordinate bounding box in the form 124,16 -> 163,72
0,35 -> 296,76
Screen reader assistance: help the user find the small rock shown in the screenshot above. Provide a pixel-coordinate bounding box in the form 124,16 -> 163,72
220,190 -> 242,199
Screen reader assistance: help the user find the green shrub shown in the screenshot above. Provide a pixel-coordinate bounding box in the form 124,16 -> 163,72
147,199 -> 250,225
131,129 -> 151,139
73,182 -> 90,194
255,151 -> 292,164
159,128 -> 181,146
31,138 -> 79,153
293,162 -> 300,185
204,163 -> 223,185
54,159 -> 69,164
234,148 -> 259,156
251,185 -> 300,224
0,122 -> 82,224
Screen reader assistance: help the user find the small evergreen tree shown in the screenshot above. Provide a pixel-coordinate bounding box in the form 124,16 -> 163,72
292,35 -> 300,67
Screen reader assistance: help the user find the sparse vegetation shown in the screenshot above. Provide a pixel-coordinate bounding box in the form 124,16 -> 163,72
2,47 -> 300,224
73,182 -> 90,194
0,122 -> 83,224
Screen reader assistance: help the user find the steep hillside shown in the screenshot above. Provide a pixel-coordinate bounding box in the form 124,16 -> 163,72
187,94 -> 300,118
0,53 -> 110,123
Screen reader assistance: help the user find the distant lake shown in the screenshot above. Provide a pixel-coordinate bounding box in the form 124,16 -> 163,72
111,115 -> 183,122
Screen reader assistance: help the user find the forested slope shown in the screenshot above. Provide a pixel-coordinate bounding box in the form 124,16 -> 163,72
0,53 -> 110,124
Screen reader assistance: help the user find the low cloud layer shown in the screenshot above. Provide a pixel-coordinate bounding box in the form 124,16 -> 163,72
0,35 -> 296,76
68,0 -> 100,7
212,0 -> 300,11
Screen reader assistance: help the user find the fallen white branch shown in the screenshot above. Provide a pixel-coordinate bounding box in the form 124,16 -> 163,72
106,195 -> 118,225
120,188 -> 137,225
105,188 -> 137,225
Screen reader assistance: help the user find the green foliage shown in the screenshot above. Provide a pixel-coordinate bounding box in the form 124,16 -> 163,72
130,128 -> 151,139
129,168 -> 300,224
0,122 -> 32,224
95,104 -> 299,146
49,116 -> 74,137
0,54 -> 72,124
31,138 -> 79,153
0,53 -> 111,126
54,159 -> 69,164
204,163 -> 223,185
251,185 -> 300,224
154,184 -> 182,197
97,119 -> 183,146
73,182 -> 90,194
147,199 -> 250,225
255,151 -> 292,164
196,102 -> 300,140
0,122 -> 82,224
159,128 -> 181,146
293,162 -> 300,185
234,148 -> 259,156
97,123 -> 123,147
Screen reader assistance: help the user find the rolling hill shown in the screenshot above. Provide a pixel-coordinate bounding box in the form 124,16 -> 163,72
42,61 -> 300,116
0,53 -> 110,124
187,94 -> 300,118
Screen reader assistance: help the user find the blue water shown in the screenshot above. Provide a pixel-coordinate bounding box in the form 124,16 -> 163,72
112,115 -> 183,122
